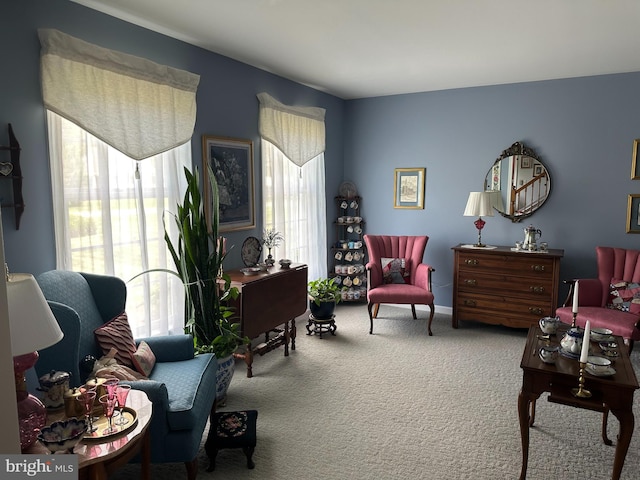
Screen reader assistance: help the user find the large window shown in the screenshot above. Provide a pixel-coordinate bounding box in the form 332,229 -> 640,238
47,111 -> 187,337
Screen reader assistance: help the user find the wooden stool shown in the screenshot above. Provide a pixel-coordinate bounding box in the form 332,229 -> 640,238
205,410 -> 258,471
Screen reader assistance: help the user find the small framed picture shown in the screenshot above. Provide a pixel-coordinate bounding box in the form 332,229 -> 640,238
631,139 -> 640,180
534,164 -> 543,176
202,135 -> 255,232
520,156 -> 532,169
394,168 -> 426,209
626,194 -> 640,233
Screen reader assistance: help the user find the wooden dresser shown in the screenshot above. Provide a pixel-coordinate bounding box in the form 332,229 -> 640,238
452,244 -> 564,329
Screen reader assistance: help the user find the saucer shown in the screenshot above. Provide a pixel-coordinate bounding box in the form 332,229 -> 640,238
585,364 -> 616,377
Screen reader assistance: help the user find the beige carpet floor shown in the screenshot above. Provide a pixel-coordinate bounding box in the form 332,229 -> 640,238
112,304 -> 640,479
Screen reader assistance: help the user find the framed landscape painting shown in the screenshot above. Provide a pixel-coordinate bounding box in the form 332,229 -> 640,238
202,135 -> 255,232
394,168 -> 426,209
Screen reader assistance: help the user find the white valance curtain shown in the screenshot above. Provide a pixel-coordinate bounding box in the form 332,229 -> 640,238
258,93 -> 327,281
257,92 -> 326,166
39,28 -> 200,160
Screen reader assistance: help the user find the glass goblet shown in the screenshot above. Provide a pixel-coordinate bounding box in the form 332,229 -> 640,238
99,394 -> 118,435
104,378 -> 119,399
114,385 -> 131,426
76,390 -> 97,433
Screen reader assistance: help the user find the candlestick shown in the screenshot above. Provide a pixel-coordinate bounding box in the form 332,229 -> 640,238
572,361 -> 592,398
580,320 -> 590,363
572,280 -> 579,314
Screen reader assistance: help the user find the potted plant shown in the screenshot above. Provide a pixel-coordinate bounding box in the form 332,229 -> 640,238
308,277 -> 342,320
135,165 -> 249,403
262,228 -> 284,266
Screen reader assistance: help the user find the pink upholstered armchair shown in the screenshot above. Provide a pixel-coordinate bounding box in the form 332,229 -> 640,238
555,246 -> 640,350
364,235 -> 435,335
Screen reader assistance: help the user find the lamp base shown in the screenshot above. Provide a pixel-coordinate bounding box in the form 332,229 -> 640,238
14,352 -> 47,451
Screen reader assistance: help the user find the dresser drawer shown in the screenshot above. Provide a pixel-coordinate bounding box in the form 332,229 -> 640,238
456,291 -> 553,319
457,252 -> 555,277
457,270 -> 554,299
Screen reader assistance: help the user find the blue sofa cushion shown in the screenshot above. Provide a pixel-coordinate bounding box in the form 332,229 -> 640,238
151,352 -> 217,431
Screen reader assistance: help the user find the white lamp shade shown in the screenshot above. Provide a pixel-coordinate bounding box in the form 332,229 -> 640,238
7,273 -> 63,356
463,192 -> 495,217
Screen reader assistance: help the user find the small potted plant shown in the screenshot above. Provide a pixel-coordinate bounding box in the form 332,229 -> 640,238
308,277 -> 342,319
262,228 -> 284,266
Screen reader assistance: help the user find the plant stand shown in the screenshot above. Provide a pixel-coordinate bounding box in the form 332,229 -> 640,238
306,314 -> 336,338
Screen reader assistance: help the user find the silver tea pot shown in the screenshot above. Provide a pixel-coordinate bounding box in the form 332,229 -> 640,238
523,225 -> 542,251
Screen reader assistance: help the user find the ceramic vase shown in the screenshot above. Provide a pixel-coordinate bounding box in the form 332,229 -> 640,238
216,354 -> 236,407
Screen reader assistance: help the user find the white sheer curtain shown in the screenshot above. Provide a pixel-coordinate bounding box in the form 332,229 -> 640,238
39,30 -> 200,338
258,93 -> 327,281
47,111 -> 188,337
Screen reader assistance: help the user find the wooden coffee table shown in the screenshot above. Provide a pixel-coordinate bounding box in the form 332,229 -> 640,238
518,325 -> 638,480
28,389 -> 152,480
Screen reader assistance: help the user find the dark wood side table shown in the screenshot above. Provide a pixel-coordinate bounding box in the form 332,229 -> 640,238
225,263 -> 308,377
28,389 -> 152,480
518,325 -> 638,480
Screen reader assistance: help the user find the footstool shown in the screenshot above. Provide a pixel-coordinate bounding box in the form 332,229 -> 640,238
205,410 -> 258,471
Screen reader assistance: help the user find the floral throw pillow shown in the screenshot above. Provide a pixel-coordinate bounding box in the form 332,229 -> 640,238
606,279 -> 640,314
381,257 -> 411,284
131,341 -> 156,377
94,312 -> 137,368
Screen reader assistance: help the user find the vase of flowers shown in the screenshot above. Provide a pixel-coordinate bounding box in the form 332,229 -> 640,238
262,228 -> 284,266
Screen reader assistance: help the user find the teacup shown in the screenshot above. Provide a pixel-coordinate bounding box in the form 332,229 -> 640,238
587,355 -> 612,374
337,217 -> 345,223
539,345 -> 559,364
341,201 -> 348,209
539,316 -> 561,334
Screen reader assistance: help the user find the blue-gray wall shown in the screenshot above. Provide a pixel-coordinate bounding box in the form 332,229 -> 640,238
3,0 -> 639,310
344,75 -> 640,307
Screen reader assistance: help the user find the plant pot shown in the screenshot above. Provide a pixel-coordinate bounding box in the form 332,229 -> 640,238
309,299 -> 336,320
216,354 -> 236,407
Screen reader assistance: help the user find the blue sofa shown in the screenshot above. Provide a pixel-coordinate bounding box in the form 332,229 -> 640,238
35,270 -> 216,480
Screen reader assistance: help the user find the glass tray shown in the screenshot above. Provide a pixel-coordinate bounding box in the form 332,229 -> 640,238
83,406 -> 138,440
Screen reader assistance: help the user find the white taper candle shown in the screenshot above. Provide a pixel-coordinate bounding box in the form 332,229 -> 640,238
572,280 -> 579,314
580,320 -> 591,364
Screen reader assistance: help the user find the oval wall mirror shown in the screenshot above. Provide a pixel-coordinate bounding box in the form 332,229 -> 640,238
484,141 -> 551,223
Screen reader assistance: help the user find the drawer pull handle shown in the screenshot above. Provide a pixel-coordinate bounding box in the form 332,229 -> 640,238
529,286 -> 545,293
463,299 -> 477,307
528,307 -> 544,315
465,259 -> 479,266
464,279 -> 477,286
531,264 -> 546,272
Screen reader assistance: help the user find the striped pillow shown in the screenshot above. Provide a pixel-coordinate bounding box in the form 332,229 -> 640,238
94,312 -> 137,368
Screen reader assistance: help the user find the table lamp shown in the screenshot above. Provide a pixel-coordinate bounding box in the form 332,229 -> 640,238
7,271 -> 63,451
463,191 -> 495,247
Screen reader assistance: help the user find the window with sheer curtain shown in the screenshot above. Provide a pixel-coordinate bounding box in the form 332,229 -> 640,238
40,29 -> 200,337
258,93 -> 327,281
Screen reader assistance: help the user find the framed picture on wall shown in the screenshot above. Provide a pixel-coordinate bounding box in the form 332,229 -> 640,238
520,156 -> 532,169
626,194 -> 640,233
534,164 -> 543,176
394,168 -> 426,209
631,139 -> 640,180
202,135 -> 255,232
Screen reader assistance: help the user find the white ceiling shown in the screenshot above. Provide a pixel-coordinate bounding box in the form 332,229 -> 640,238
71,0 -> 640,100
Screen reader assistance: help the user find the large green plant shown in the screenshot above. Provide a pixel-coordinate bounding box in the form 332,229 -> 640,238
137,165 -> 248,358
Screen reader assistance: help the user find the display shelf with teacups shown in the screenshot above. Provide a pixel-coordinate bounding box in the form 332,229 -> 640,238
331,194 -> 366,302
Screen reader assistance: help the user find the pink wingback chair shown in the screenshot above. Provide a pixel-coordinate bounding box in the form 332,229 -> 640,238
555,246 -> 640,350
364,235 -> 435,335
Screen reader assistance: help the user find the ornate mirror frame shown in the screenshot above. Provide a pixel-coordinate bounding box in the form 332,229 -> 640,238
485,141 -> 551,223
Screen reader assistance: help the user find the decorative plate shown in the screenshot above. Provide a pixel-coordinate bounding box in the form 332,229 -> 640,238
339,181 -> 358,199
240,267 -> 262,276
241,236 -> 262,266
585,365 -> 616,377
